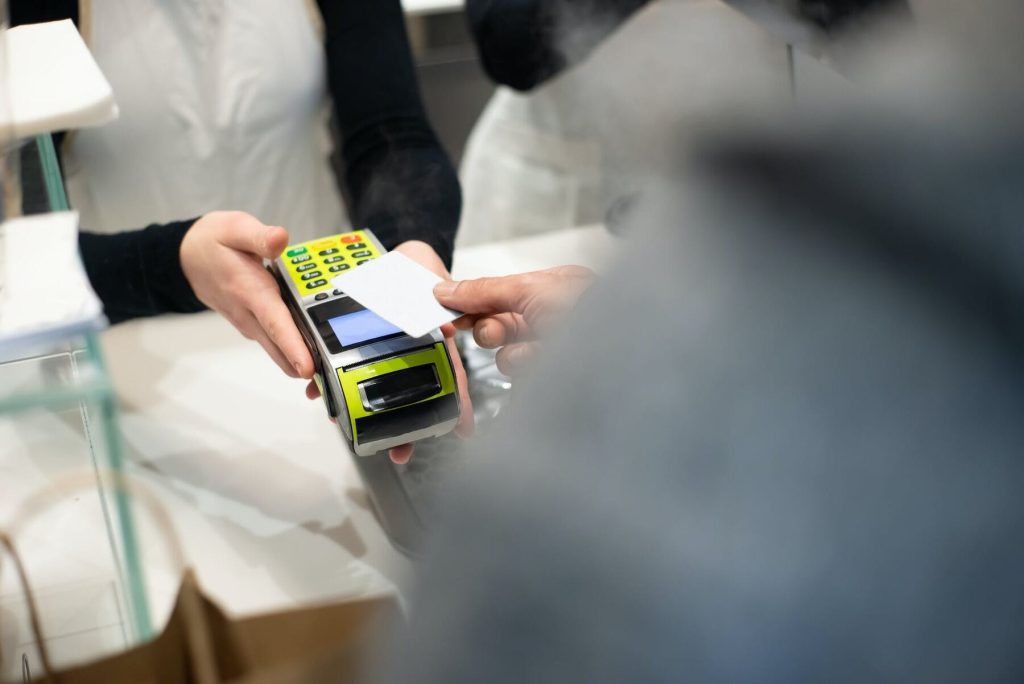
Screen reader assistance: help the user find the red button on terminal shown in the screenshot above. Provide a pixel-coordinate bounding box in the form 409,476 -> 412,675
340,234 -> 363,244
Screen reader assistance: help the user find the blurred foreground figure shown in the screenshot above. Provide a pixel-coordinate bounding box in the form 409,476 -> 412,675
382,1 -> 1024,682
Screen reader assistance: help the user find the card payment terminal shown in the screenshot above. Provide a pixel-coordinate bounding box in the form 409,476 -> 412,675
271,230 -> 460,456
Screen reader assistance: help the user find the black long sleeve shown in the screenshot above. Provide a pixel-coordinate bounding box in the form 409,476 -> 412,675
466,0 -> 650,91
77,221 -> 206,325
467,0 -> 912,91
317,0 -> 462,269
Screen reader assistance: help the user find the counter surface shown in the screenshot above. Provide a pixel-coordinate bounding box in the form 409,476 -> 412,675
100,225 -> 615,625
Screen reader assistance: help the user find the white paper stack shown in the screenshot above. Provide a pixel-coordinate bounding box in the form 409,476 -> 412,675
0,211 -> 106,353
2,19 -> 119,138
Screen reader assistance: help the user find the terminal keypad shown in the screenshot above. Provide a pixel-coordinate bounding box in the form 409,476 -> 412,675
283,230 -> 383,297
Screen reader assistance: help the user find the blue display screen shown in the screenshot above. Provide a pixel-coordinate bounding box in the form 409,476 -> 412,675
327,309 -> 402,348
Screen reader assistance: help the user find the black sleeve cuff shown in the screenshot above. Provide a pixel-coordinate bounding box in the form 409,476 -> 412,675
79,219 -> 207,325
348,147 -> 461,270
467,0 -> 651,90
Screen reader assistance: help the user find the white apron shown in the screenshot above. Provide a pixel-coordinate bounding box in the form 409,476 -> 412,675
63,0 -> 346,243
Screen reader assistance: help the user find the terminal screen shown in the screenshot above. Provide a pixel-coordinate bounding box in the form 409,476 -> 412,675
328,309 -> 402,348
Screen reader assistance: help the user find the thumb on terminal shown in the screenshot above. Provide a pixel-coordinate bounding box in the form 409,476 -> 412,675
259,225 -> 289,260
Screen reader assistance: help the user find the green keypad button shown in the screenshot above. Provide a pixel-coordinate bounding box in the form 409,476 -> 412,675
286,247 -> 308,257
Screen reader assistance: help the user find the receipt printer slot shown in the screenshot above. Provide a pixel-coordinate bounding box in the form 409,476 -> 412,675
358,365 -> 440,412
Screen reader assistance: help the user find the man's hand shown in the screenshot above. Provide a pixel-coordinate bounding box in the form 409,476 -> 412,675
180,211 -> 315,380
433,266 -> 595,376
303,240 -> 475,464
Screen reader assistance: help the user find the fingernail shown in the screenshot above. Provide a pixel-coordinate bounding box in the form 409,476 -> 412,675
293,361 -> 303,375
477,322 -> 493,345
265,227 -> 286,256
433,281 -> 457,299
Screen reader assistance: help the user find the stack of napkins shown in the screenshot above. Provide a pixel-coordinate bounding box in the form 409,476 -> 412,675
0,212 -> 105,352
2,19 -> 119,138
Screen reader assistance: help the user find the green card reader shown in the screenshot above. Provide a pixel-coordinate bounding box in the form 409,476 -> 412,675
271,230 -> 460,456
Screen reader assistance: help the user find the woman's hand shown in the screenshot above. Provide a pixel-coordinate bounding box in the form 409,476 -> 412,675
180,211 -> 315,380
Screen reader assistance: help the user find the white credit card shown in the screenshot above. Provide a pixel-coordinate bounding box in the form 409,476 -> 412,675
330,252 -> 460,339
